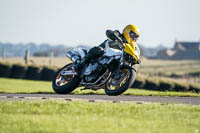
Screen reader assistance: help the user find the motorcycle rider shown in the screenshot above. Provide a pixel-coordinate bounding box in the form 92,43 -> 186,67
75,24 -> 140,75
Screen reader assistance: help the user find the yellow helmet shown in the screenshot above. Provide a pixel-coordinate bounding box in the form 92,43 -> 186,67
123,24 -> 140,43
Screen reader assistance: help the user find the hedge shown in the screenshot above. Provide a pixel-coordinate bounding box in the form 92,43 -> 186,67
0,63 -> 12,78
0,62 -> 200,93
40,67 -> 57,81
189,84 -> 200,93
0,63 -> 58,81
132,76 -> 146,89
10,64 -> 27,79
158,80 -> 175,91
172,82 -> 189,92
144,78 -> 160,91
131,76 -> 200,93
25,66 -> 42,80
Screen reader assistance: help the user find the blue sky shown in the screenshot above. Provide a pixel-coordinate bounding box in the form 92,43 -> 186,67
0,0 -> 200,48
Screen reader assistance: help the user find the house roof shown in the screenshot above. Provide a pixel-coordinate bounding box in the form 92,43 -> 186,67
175,41 -> 200,49
174,42 -> 200,50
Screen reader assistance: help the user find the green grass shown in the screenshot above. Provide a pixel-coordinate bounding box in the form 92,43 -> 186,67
0,78 -> 200,97
0,78 -> 53,93
0,100 -> 200,133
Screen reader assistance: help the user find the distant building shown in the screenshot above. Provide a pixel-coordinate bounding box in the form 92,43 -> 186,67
139,44 -> 167,58
157,41 -> 200,60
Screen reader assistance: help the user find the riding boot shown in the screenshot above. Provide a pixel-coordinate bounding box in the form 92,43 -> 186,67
74,57 -> 89,73
75,46 -> 104,73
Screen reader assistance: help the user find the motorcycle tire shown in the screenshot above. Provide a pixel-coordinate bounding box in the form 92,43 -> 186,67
52,64 -> 80,94
104,65 -> 136,96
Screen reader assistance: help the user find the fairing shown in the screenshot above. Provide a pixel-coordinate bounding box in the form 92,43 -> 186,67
124,42 -> 140,62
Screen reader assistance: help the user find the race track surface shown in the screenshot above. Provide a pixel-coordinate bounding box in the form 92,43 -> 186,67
0,93 -> 200,105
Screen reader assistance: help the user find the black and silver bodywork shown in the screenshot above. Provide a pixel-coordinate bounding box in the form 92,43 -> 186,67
52,40 -> 140,96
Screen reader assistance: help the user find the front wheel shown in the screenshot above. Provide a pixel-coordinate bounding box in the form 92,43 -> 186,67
104,65 -> 136,96
52,63 -> 80,94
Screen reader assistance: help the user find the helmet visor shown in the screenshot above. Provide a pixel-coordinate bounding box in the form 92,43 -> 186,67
129,31 -> 139,41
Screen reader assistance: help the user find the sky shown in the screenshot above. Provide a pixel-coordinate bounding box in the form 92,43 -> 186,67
0,0 -> 200,48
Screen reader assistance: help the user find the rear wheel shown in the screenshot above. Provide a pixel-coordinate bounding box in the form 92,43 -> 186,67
52,64 -> 80,94
104,65 -> 136,96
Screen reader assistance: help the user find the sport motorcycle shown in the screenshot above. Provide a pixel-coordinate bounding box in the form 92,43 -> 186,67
52,40 -> 141,96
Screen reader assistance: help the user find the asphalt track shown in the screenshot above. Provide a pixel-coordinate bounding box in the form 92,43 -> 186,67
0,93 -> 200,105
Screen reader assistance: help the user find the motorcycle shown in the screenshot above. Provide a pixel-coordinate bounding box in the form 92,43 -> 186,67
52,40 -> 141,96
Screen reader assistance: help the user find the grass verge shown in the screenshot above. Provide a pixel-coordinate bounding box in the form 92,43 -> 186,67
0,78 -> 200,97
0,100 -> 200,133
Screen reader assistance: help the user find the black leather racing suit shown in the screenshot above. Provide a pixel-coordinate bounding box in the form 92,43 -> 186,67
84,30 -> 126,61
75,30 -> 127,73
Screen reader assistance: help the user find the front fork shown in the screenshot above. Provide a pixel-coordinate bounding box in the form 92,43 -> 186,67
113,50 -> 124,77
110,50 -> 124,78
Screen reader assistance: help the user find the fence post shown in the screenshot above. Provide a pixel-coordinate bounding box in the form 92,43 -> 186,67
2,48 -> 5,61
24,49 -> 30,64
49,50 -> 54,66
